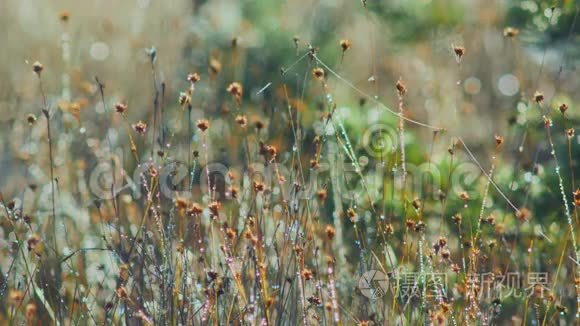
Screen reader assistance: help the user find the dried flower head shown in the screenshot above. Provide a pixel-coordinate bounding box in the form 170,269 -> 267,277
312,67 -> 325,80
187,203 -> 203,216
503,27 -> 519,38
27,233 -> 41,252
228,186 -> 238,199
301,268 -> 314,280
266,145 -> 277,159
559,103 -> 568,114
534,91 -> 544,104
396,79 -> 407,96
316,188 -> 328,201
452,213 -> 462,224
494,134 -> 504,147
310,158 -> 319,169
9,289 -> 24,304
179,92 -> 190,106
116,287 -> 129,300
255,120 -> 265,130
208,201 -> 220,218
347,207 -> 356,222
253,181 -> 265,192
307,295 -> 322,306
453,46 -> 465,61
209,57 -> 222,76
573,189 -> 580,207
133,121 -> 147,135
27,114 -> 37,125
516,207 -> 531,222
175,196 -> 189,210
227,82 -> 243,101
325,225 -> 336,240
459,191 -> 470,201
412,197 -> 421,210
115,102 -> 128,113
451,263 -> 461,273
32,61 -> 44,74
235,115 -> 247,127
119,264 -> 130,281
58,10 -> 70,22
26,303 -> 37,319
340,39 -> 351,52
567,128 -> 575,139
226,227 -> 237,240
414,220 -> 425,232
484,215 -> 496,225
197,119 -> 210,132
187,72 -> 201,83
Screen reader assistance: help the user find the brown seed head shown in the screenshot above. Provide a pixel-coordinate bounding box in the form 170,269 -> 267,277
573,189 -> 580,207
255,120 -> 265,130
9,289 -> 24,304
310,159 -> 319,169
396,79 -> 407,96
32,61 -> 44,74
503,27 -> 519,38
347,207 -> 356,222
209,57 -> 222,75
325,225 -> 336,240
253,181 -> 265,192
494,134 -> 504,147
559,103 -> 568,114
312,67 -> 325,80
226,227 -> 237,240
27,233 -> 41,252
175,196 -> 189,210
534,91 -> 544,104
228,186 -> 238,199
301,268 -> 314,280
340,39 -> 351,52
119,264 -> 130,281
116,287 -> 129,300
26,303 -> 37,319
27,114 -> 37,125
187,203 -> 203,216
317,188 -> 328,201
208,201 -> 220,218
133,121 -> 147,135
59,11 -> 70,22
451,263 -> 461,273
235,115 -> 247,127
412,197 -> 421,210
453,46 -> 465,60
516,207 -> 531,222
115,102 -> 128,113
187,72 -> 201,83
197,119 -> 210,132
179,92 -> 190,106
227,82 -> 243,100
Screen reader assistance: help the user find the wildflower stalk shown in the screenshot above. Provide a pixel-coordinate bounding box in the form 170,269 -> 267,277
542,115 -> 580,318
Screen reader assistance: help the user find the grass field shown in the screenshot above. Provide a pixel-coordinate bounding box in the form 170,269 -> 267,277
0,0 -> 579,325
